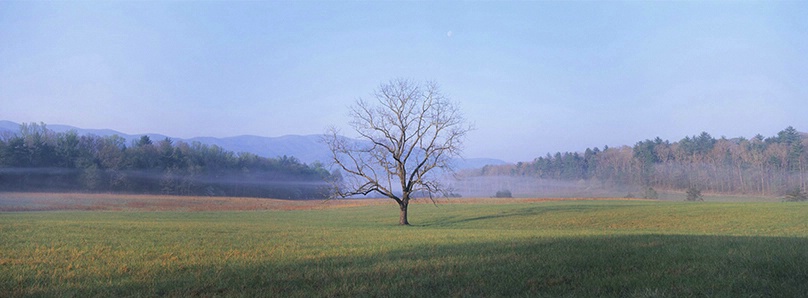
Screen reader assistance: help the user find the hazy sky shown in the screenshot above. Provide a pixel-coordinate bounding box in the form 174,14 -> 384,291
2,1 -> 807,162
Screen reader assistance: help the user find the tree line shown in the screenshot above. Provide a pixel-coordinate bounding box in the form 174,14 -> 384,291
477,127 -> 807,197
0,123 -> 334,199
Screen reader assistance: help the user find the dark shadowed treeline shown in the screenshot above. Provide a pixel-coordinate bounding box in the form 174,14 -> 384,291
475,127 -> 807,197
0,123 -> 333,199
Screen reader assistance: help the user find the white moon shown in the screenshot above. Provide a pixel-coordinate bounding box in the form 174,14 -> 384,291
447,31 -> 453,38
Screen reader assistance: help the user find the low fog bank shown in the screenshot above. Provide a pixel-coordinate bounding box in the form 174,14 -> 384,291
446,175 -> 646,199
0,123 -> 335,200
0,167 -> 331,200
449,127 -> 808,201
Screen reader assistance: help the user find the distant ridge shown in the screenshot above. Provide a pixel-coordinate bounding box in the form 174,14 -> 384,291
0,120 -> 506,169
187,134 -> 333,165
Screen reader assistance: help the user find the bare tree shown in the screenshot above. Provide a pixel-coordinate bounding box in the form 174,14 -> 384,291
325,79 -> 471,225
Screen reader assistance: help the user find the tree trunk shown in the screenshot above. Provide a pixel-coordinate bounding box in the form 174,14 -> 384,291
398,200 -> 410,226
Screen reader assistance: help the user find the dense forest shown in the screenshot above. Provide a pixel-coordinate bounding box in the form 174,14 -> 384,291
0,123 -> 334,199
475,127 -> 807,197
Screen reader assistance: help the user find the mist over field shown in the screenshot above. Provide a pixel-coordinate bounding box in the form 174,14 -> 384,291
448,175 -> 626,199
0,123 -> 336,199
455,127 -> 806,201
1,121 -> 807,201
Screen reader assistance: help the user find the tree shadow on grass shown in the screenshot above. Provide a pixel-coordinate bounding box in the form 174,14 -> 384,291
418,203 -> 637,227
11,234 -> 808,297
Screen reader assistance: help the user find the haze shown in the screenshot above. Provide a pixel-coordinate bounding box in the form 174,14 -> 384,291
2,1 -> 807,162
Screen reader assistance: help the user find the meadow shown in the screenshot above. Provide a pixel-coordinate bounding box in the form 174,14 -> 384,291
1,193 -> 807,297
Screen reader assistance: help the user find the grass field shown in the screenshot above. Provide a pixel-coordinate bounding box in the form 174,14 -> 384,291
1,193 -> 807,297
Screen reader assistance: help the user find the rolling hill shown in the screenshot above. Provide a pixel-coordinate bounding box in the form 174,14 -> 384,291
0,120 -> 505,169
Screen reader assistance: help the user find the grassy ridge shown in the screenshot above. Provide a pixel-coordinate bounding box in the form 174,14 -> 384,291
2,201 -> 807,297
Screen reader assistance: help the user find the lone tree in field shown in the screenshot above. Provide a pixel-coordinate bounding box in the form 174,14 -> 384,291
325,79 -> 471,225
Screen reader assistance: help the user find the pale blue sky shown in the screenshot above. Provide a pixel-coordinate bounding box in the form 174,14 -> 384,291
2,1 -> 806,162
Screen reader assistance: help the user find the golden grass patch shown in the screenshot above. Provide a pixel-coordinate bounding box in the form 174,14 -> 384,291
0,192 -> 648,212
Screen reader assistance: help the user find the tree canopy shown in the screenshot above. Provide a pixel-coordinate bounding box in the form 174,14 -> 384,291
325,79 -> 471,225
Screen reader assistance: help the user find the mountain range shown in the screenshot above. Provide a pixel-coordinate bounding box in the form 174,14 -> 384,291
0,120 -> 506,170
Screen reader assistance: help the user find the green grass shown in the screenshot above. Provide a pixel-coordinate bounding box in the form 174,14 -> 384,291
2,200 -> 808,297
